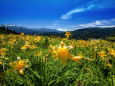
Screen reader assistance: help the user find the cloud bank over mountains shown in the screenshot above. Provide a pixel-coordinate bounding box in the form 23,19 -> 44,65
71,18 -> 115,30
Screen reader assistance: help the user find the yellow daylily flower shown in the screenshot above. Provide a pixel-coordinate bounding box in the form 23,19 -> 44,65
52,42 -> 82,65
20,32 -> 24,36
2,42 -> 5,46
106,62 -> 112,68
52,42 -> 73,65
21,41 -> 36,50
0,48 -> 7,56
9,57 -> 30,74
108,48 -> 115,57
65,31 -> 71,38
34,36 -> 41,42
30,44 -> 37,49
98,51 -> 106,60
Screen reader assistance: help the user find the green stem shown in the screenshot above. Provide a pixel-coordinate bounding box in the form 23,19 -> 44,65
45,63 -> 48,86
3,61 -> 5,72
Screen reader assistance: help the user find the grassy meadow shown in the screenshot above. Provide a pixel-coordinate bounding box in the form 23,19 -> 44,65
0,32 -> 115,86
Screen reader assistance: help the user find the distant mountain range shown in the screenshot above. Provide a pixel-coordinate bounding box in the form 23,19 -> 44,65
0,24 -> 62,34
0,24 -> 115,40
39,27 -> 115,40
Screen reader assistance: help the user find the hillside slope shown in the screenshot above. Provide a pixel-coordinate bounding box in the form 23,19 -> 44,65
71,27 -> 115,40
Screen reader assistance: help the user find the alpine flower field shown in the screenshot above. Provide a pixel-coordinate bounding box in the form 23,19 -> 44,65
0,33 -> 115,86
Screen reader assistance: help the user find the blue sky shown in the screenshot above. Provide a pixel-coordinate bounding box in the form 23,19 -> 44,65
0,0 -> 115,31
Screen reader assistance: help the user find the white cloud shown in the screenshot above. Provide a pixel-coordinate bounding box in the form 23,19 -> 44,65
95,21 -> 102,25
5,24 -> 16,26
79,18 -> 115,28
60,4 -> 95,20
71,18 -> 115,29
61,8 -> 85,20
56,28 -> 68,32
79,21 -> 102,27
97,25 -> 115,28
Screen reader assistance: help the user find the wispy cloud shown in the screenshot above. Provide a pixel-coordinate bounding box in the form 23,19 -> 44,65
60,0 -> 115,20
71,18 -> 115,29
61,4 -> 95,20
61,8 -> 85,20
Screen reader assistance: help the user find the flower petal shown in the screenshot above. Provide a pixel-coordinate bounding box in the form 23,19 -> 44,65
25,65 -> 30,68
9,61 -> 17,67
19,69 -> 24,75
70,56 -> 82,61
22,59 -> 29,63
17,57 -> 21,62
